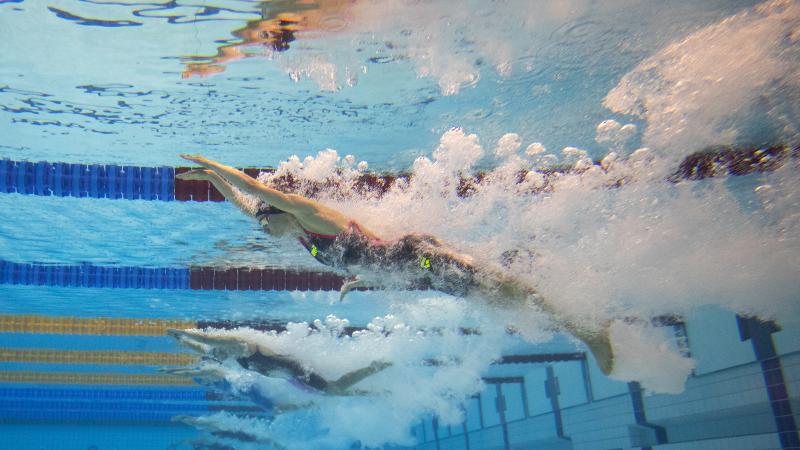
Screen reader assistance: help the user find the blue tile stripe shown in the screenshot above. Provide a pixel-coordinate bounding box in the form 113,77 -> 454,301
737,316 -> 800,450
0,260 -> 189,290
1,399 -> 209,413
0,409 -> 189,423
0,387 -> 208,401
0,159 -> 175,201
628,381 -> 668,448
0,388 -> 267,424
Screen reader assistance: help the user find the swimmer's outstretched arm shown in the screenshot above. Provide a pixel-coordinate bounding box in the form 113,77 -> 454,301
180,154 -> 313,214
177,169 -> 258,218
180,154 -> 362,236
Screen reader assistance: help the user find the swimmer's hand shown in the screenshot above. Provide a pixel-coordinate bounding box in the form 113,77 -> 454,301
339,276 -> 366,302
175,169 -> 213,181
180,154 -> 212,166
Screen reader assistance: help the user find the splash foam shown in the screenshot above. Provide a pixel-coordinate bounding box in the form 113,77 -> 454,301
604,0 -> 800,160
186,296 -> 508,449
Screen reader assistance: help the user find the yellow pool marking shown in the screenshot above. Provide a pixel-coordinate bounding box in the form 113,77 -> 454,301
0,315 -> 196,336
0,348 -> 198,366
0,371 -> 196,386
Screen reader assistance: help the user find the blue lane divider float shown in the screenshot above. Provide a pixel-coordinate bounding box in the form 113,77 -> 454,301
0,259 -> 347,292
0,159 -> 174,200
0,260 -> 190,290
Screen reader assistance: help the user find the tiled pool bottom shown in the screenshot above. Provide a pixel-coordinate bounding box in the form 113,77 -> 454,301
1,425 -> 198,450
1,307 -> 798,450
410,310 -> 800,450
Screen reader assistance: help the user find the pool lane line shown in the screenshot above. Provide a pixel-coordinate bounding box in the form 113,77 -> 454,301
0,313 -> 399,338
0,409 -> 267,426
1,399 -> 211,414
0,371 -> 195,386
1,145 -> 795,201
0,160 -> 176,200
0,260 -> 190,290
0,347 -> 585,367
0,348 -> 199,366
0,354 -> 591,386
0,410 -> 190,426
0,314 -> 367,336
0,405 -> 267,426
0,398 -> 263,415
0,314 -> 197,336
0,313 -> 682,339
0,259 -> 348,292
0,387 -> 266,422
0,386 -> 217,401
0,159 -> 393,202
0,403 -> 265,426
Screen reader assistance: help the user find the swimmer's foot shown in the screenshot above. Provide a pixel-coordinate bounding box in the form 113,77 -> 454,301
579,326 -> 614,376
339,276 -> 368,302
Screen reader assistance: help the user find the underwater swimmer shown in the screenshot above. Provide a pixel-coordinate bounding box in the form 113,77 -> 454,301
172,416 -> 288,450
177,154 -> 614,375
166,328 -> 391,397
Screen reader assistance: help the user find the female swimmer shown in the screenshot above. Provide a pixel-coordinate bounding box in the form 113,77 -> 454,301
177,154 -> 614,374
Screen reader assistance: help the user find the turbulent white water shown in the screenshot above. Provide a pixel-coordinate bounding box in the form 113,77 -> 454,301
183,1 -> 800,448
197,135 -> 800,447
604,0 -> 800,159
179,302 -> 509,449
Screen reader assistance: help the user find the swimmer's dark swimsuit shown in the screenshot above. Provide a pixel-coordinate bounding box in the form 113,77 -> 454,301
237,352 -> 328,392
256,203 -> 478,296
298,223 -> 478,296
297,228 -> 340,264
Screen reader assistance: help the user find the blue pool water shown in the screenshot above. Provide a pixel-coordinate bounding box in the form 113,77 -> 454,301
2,1 -> 800,449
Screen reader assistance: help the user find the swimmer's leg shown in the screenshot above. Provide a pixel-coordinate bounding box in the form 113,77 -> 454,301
484,278 -> 615,375
572,324 -> 614,375
326,361 -> 392,395
411,237 -> 617,374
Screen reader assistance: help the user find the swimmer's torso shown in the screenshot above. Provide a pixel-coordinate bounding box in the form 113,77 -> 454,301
299,224 -> 480,296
